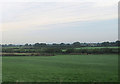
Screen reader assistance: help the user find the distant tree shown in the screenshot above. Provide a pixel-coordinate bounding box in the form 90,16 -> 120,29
8,44 -> 13,47
25,43 -> 29,46
34,43 -> 40,47
52,43 -> 57,46
39,43 -> 47,47
101,42 -> 110,46
72,42 -> 81,47
116,40 -> 120,46
60,43 -> 65,46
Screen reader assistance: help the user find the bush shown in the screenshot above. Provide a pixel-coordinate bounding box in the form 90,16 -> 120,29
66,48 -> 75,53
44,48 -> 62,53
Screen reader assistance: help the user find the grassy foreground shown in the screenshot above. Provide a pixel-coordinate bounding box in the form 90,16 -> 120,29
2,54 -> 118,82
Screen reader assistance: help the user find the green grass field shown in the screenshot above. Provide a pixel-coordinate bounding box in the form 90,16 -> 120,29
61,46 -> 119,52
75,46 -> 119,49
2,54 -> 118,82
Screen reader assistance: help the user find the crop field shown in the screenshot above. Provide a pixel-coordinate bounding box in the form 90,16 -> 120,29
2,54 -> 118,82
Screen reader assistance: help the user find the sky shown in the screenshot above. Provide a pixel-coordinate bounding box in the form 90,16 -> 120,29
0,0 -> 119,44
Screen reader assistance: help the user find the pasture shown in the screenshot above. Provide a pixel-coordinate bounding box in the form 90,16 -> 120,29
75,46 -> 119,49
2,54 -> 118,82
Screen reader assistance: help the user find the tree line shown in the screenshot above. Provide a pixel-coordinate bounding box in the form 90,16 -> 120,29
1,40 -> 120,48
2,47 -> 119,56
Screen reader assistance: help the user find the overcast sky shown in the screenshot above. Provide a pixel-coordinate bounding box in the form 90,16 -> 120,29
0,0 -> 118,44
